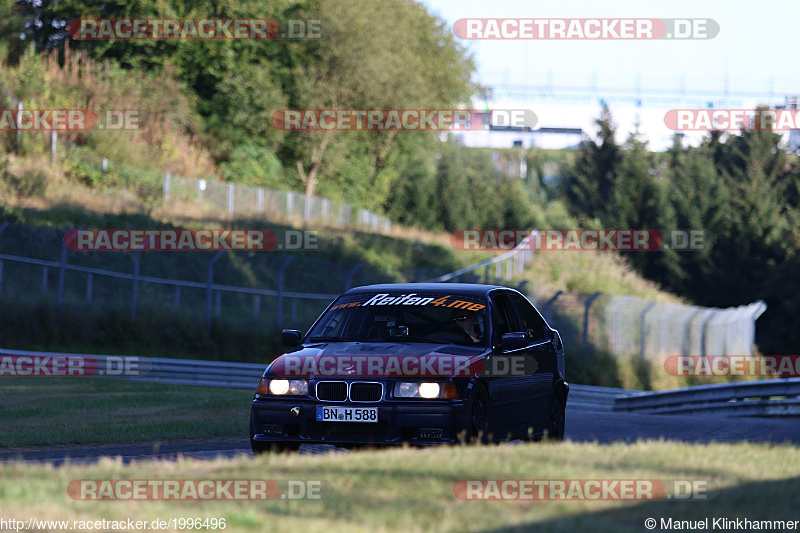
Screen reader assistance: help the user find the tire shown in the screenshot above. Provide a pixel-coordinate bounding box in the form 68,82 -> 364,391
251,439 -> 270,455
544,387 -> 566,441
468,387 -> 490,444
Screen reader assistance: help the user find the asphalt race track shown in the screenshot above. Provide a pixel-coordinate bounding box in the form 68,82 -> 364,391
4,406 -> 799,465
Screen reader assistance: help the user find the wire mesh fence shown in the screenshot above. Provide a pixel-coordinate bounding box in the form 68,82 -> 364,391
529,291 -> 765,359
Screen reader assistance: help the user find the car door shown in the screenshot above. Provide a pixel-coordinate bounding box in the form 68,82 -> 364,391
506,291 -> 559,434
485,290 -> 534,436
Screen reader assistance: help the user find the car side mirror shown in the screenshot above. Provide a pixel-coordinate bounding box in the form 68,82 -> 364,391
501,332 -> 529,350
282,329 -> 303,346
530,329 -> 552,344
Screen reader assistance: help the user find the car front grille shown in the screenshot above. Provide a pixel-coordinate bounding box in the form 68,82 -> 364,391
315,381 -> 383,402
316,381 -> 347,402
350,382 -> 383,402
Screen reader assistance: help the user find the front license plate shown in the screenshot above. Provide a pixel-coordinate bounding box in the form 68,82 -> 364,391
316,406 -> 378,423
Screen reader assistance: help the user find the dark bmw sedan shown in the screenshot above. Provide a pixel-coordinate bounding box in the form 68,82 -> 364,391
250,283 -> 567,452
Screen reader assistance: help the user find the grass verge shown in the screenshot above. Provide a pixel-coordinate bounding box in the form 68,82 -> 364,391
0,378 -> 252,447
0,441 -> 798,532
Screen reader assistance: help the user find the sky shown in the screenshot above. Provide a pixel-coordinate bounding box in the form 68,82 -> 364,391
421,0 -> 799,98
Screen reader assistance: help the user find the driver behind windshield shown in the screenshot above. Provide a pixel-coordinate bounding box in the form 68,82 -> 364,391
453,310 -> 482,343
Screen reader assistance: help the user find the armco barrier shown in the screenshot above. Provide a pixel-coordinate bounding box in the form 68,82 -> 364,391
10,346 -> 798,417
7,346 -> 797,416
613,377 -> 800,416
1,346 -> 636,411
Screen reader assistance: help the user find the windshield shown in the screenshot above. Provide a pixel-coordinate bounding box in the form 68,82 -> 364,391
307,291 -> 489,346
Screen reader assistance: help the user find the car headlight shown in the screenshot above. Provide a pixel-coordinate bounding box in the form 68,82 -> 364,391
258,378 -> 308,396
394,381 -> 458,399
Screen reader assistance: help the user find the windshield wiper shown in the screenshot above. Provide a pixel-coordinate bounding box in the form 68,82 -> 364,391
307,336 -> 364,342
382,335 -> 455,344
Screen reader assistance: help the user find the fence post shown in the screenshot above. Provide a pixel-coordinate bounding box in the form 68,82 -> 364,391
583,292 -> 602,348
206,250 -> 225,328
660,305 -> 680,357
163,173 -> 171,202
102,158 -> 108,173
640,301 -> 658,359
287,191 -> 294,219
51,131 -> 57,164
227,182 -> 234,215
544,291 -> 562,323
681,308 -> 703,357
0,222 -> 6,293
130,251 -> 141,320
56,243 -> 67,323
700,310 -> 717,357
196,179 -> 205,204
612,296 -> 633,356
745,301 -> 767,355
304,194 -> 312,222
16,102 -> 22,147
257,188 -> 264,212
276,255 -> 295,326
345,263 -> 363,290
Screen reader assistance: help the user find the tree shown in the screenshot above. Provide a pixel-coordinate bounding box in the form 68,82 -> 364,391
611,130 -> 681,283
281,0 -> 475,199
562,104 -> 621,221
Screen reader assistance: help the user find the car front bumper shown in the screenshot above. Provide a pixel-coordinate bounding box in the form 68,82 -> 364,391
250,398 -> 470,446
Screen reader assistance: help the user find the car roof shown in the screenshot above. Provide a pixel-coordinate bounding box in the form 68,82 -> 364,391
342,283 -> 511,297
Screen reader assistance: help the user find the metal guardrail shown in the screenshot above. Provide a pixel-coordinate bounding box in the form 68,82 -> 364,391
614,377 -> 800,416
425,231 -> 538,283
568,384 -> 643,412
10,346 -> 796,418
0,347 -> 264,390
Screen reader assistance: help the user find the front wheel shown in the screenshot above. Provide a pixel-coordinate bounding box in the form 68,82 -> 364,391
468,388 -> 489,444
544,388 -> 566,441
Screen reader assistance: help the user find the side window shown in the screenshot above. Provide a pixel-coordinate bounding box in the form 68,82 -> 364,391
490,293 -> 522,342
508,292 -> 550,343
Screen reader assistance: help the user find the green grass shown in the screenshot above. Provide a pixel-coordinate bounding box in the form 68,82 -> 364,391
0,378 -> 253,447
0,441 -> 797,532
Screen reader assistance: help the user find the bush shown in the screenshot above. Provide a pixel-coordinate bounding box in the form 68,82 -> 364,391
2,165 -> 48,198
62,147 -> 108,187
220,142 -> 284,188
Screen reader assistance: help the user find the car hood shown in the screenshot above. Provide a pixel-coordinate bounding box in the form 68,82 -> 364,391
266,341 -> 488,379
